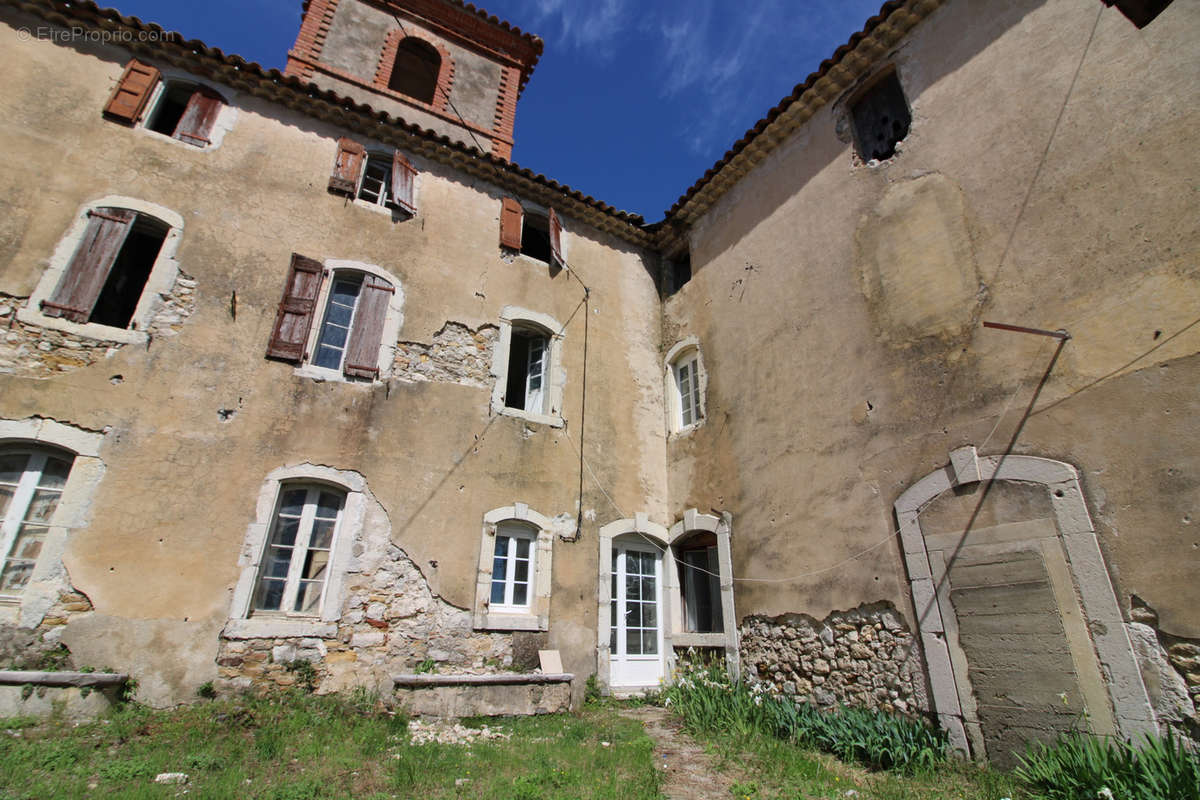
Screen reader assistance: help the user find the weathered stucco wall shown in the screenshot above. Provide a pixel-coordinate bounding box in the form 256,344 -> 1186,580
665,0 -> 1199,702
0,6 -> 665,705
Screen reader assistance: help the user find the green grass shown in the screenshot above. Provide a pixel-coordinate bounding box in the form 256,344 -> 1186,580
706,729 -> 1026,800
0,692 -> 662,800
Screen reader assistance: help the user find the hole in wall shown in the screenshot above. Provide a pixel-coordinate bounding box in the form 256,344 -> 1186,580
1054,489 -> 1065,498
110,375 -> 124,385
1153,330 -> 1162,340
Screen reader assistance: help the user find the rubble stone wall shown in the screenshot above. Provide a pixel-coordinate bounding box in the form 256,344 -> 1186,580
393,322 -> 497,387
739,603 -> 926,715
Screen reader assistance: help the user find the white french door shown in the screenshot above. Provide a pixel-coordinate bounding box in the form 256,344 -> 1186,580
609,539 -> 664,687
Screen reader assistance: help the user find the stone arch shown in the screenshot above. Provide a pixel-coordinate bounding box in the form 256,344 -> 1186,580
895,446 -> 1156,759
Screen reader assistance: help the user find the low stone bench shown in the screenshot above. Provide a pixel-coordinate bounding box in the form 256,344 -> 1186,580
393,672 -> 573,717
0,670 -> 130,720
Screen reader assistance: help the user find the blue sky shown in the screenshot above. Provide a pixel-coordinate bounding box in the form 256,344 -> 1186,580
104,0 -> 886,220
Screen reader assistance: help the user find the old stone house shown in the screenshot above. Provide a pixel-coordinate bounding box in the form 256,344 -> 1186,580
0,0 -> 1195,764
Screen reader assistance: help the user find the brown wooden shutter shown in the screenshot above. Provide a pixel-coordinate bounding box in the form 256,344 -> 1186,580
500,197 -> 523,249
548,208 -> 564,269
342,274 -> 394,379
173,86 -> 224,145
266,254 -> 324,362
103,59 -> 160,124
41,208 -> 136,323
390,151 -> 417,215
328,138 -> 366,195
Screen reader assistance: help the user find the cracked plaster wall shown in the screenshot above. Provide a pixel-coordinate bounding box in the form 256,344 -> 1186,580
663,0 -> 1200,693
0,9 -> 665,707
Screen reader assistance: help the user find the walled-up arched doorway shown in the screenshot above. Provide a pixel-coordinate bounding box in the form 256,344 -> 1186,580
895,447 -> 1155,764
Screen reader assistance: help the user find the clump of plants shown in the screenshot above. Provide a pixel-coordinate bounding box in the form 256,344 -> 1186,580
284,659 -> 318,692
663,656 -> 945,773
1015,728 -> 1200,800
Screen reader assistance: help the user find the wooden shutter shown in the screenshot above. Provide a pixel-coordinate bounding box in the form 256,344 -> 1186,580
548,208 -> 564,268
103,59 -> 160,124
266,254 -> 324,362
173,86 -> 224,145
342,274 -> 394,379
499,197 -> 523,249
390,151 -> 417,215
41,208 -> 135,323
328,138 -> 366,195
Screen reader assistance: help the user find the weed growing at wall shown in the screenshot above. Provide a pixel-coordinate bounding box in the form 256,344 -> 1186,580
663,656 -> 946,773
1015,729 -> 1200,800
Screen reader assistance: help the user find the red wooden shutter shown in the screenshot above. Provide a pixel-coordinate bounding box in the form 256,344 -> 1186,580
500,197 -> 523,249
173,86 -> 224,145
548,208 -> 564,269
103,59 -> 160,124
343,274 -> 394,379
41,208 -> 136,323
390,151 -> 417,215
266,254 -> 324,362
328,138 -> 366,195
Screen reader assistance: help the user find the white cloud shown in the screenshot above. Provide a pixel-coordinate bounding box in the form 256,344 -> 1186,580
528,0 -> 632,60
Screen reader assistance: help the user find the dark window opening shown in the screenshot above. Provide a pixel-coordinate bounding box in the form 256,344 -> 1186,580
1106,0 -> 1174,28
146,83 -> 195,137
89,217 -> 166,328
677,533 -> 723,634
666,253 -> 691,295
504,328 -> 548,413
520,215 -> 552,263
505,331 -> 532,411
850,71 -> 911,162
388,38 -> 440,104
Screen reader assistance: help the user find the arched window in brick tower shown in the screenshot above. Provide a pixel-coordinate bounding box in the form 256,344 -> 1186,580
388,37 -> 440,104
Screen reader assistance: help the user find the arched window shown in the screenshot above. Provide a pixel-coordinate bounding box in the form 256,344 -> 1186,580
489,307 -> 565,427
388,37 -> 440,104
227,465 -> 369,637
0,447 -> 75,595
265,258 -> 405,382
473,504 -> 556,631
252,483 -> 345,615
22,196 -> 184,345
665,338 -> 706,433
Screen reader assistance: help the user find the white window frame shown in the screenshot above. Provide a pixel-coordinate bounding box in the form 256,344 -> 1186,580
226,464 -> 366,639
665,337 -> 707,434
473,504 -> 556,632
18,196 -> 184,345
488,521 -> 537,613
294,260 -> 406,384
250,484 -> 344,618
135,70 -> 237,152
0,418 -> 107,629
355,152 -> 395,210
489,306 -> 565,428
0,450 -> 73,597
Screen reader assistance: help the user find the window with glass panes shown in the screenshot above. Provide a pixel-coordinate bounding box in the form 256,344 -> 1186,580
610,547 -> 660,657
673,355 -> 702,428
490,522 -> 536,611
313,274 -> 363,371
253,485 -> 343,615
356,154 -> 393,208
0,450 -> 73,594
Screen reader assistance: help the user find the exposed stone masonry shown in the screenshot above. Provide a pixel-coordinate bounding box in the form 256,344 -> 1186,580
216,543 -> 515,696
393,322 -> 497,387
0,590 -> 95,670
740,604 -> 924,715
1129,599 -> 1199,744
0,276 -> 196,378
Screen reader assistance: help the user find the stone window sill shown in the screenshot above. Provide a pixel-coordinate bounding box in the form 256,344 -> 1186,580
223,618 -> 337,639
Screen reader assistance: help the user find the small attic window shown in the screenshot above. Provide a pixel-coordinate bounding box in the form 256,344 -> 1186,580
850,71 -> 911,162
666,253 -> 691,295
389,37 -> 440,104
520,214 -> 553,263
1104,0 -> 1174,28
